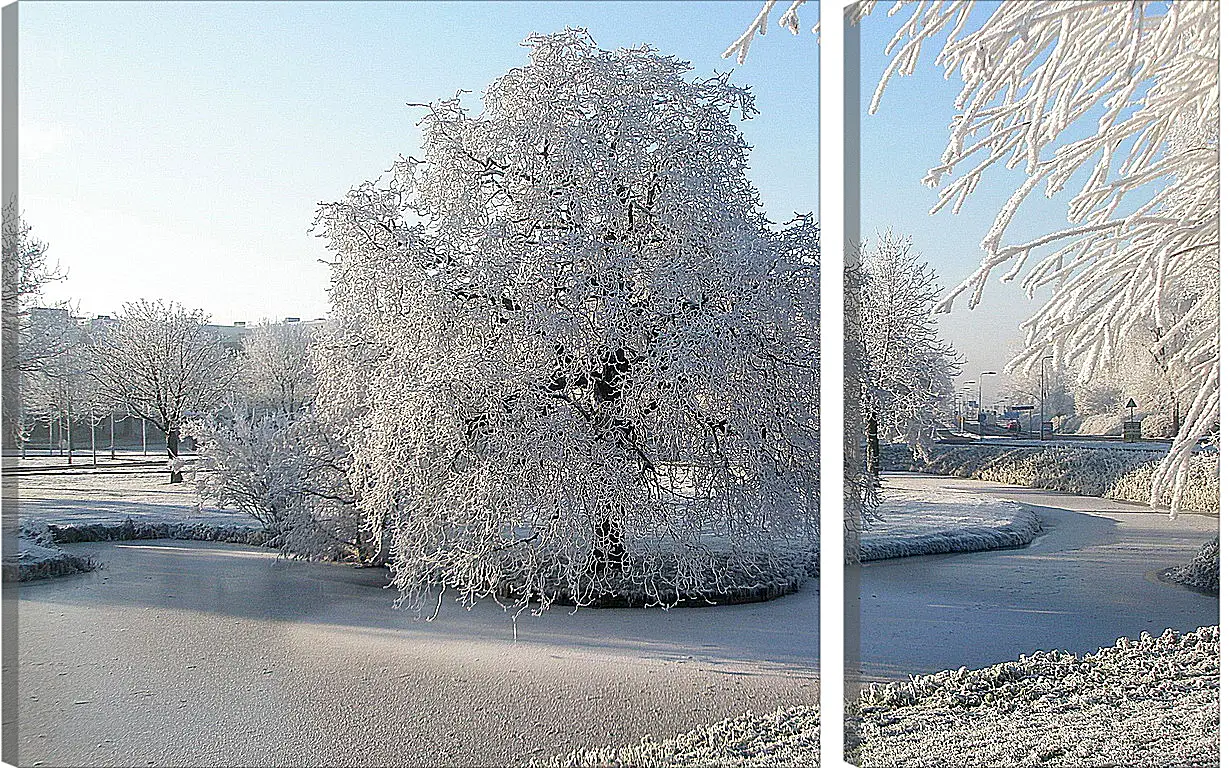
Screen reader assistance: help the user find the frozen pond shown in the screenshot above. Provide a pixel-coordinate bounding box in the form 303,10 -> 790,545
16,540 -> 817,767
856,472 -> 1218,682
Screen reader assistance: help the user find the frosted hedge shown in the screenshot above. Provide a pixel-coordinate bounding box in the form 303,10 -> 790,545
886,444 -> 1219,515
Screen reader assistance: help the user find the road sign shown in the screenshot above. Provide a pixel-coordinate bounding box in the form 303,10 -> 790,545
1010,405 -> 1035,410
1125,398 -> 1137,409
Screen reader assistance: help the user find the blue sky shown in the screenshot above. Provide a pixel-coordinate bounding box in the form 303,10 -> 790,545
21,0 -> 817,325
857,5 -> 1078,405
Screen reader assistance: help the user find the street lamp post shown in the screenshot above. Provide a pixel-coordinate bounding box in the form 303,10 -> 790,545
1039,355 -> 1054,440
978,371 -> 997,437
960,380 -> 976,433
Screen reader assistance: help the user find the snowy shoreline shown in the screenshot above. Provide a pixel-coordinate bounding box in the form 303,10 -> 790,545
5,518 -> 274,582
850,625 -> 1219,767
859,485 -> 1042,561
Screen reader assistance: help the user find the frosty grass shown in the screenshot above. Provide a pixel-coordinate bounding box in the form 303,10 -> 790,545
1163,537 -> 1220,594
546,627 -> 1217,768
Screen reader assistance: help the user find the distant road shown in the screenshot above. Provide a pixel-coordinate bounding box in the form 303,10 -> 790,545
935,431 -> 1180,452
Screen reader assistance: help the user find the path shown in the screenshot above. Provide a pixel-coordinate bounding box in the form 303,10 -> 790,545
855,472 -> 1218,682
16,541 -> 818,767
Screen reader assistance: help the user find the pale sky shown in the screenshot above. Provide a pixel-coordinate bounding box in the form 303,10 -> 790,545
20,0 -> 817,325
858,5 -> 1070,405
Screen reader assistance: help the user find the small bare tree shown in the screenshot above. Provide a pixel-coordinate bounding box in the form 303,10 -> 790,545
90,300 -> 235,483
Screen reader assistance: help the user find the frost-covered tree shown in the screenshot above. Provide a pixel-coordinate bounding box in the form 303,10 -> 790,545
236,321 -> 317,414
852,232 -> 959,452
89,300 -> 235,483
851,0 -> 1218,514
24,314 -> 110,464
729,2 -> 1218,513
314,29 -> 819,614
844,258 -> 872,562
723,0 -> 819,64
2,205 -> 65,449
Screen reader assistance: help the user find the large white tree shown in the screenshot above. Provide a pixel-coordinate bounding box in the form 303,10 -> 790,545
314,29 -> 819,614
90,300 -> 235,483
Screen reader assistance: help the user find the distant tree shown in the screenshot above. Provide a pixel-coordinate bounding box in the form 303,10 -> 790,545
236,321 -> 317,414
844,258 -> 872,561
852,232 -> 959,454
314,29 -> 819,614
1,204 -> 65,449
1,203 -> 61,311
23,312 -> 109,463
89,300 -> 235,483
999,348 -> 1075,432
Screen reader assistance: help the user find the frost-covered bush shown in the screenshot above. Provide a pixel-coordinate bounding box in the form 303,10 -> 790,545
46,518 -> 272,547
313,29 -> 819,614
902,445 -> 1218,514
1164,537 -> 1219,594
188,408 -> 369,563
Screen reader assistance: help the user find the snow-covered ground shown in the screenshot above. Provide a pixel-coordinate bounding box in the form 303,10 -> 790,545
17,539 -> 818,766
10,465 -> 251,528
860,484 -> 1041,561
4,522 -> 99,582
548,625 -> 1218,768
944,435 -> 1177,452
887,443 -> 1219,513
544,705 -> 820,767
3,465 -> 262,580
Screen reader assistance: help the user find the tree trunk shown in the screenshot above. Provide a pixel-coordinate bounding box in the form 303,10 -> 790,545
591,516 -> 626,577
167,427 -> 183,484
